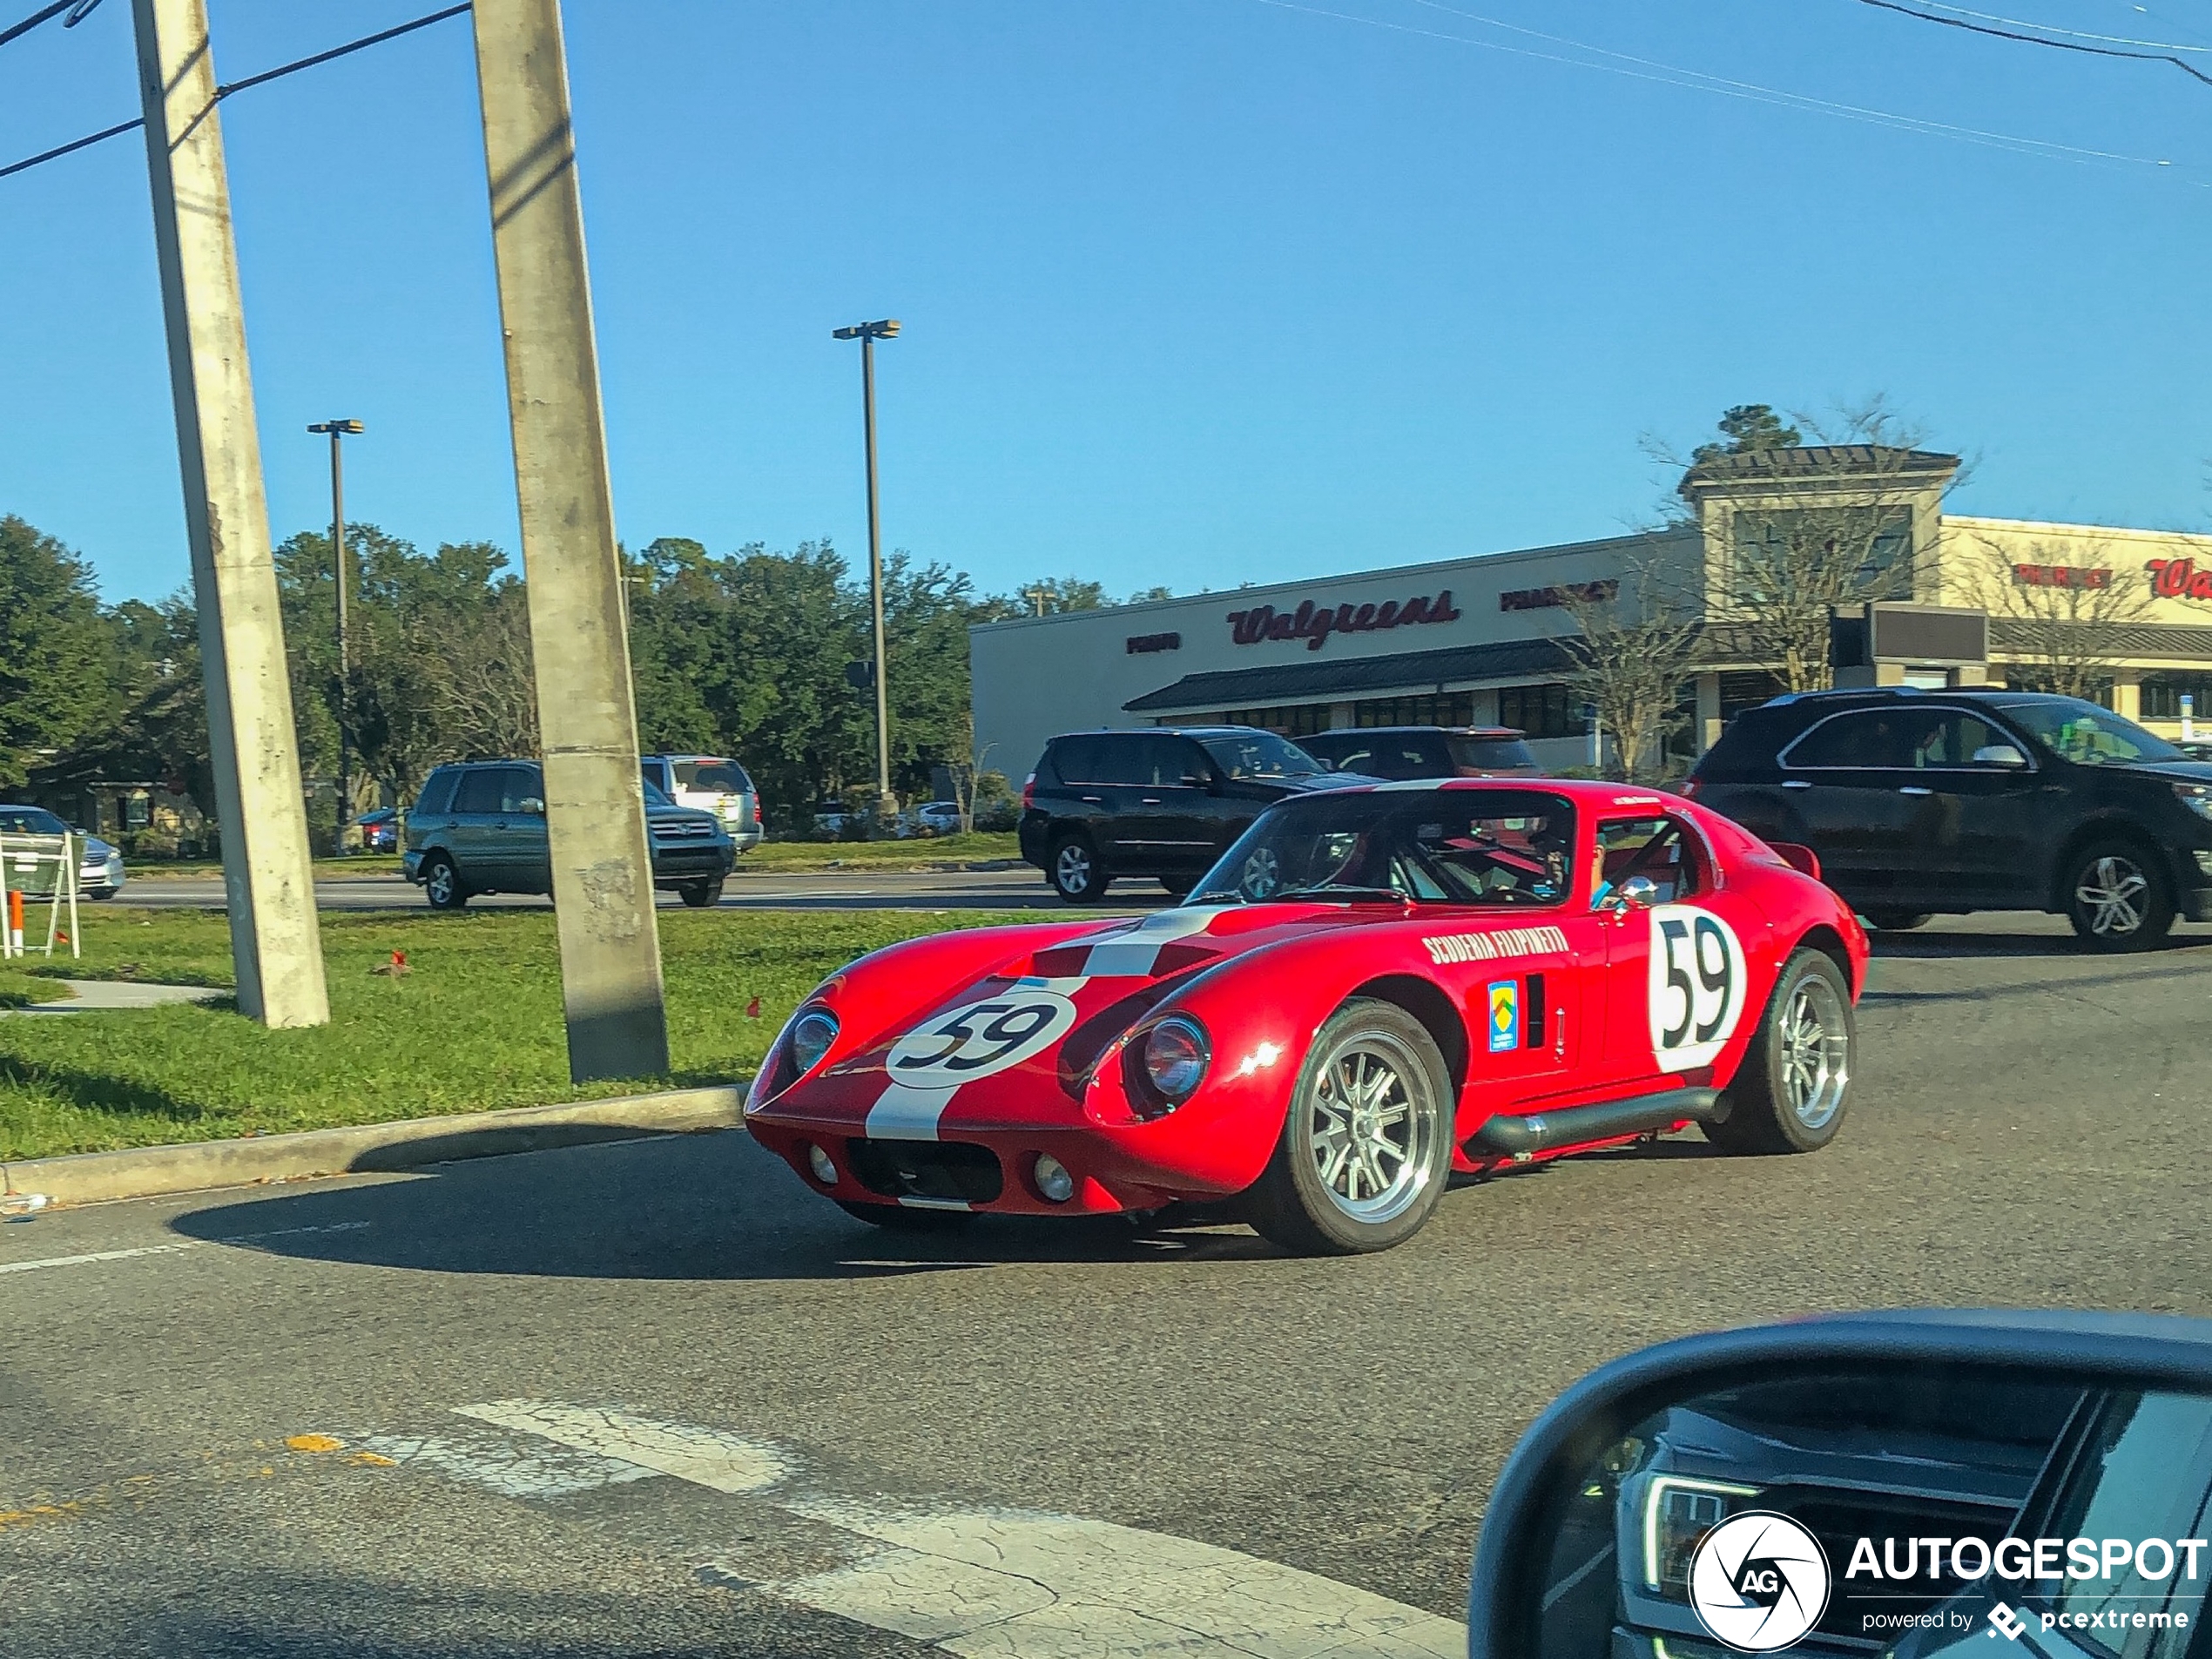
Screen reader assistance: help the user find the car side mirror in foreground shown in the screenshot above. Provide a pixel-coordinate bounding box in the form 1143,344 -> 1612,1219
1467,1312 -> 2212,1659
519,797 -> 547,816
1973,745 -> 2030,769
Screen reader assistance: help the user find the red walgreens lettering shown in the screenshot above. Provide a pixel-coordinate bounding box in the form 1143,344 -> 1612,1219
2149,558 -> 2212,602
1225,590 -> 1462,651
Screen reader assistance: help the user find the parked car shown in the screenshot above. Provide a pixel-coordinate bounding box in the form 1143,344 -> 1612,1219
1301,724 -> 1541,779
1017,725 -> 1351,901
0,805 -> 125,900
640,754 -> 763,853
901,800 -> 964,838
403,759 -> 733,910
1684,688 -> 2212,950
354,807 -> 401,853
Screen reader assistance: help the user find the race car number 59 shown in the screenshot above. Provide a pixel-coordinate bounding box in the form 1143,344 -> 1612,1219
1648,904 -> 1747,1073
885,987 -> 1081,1088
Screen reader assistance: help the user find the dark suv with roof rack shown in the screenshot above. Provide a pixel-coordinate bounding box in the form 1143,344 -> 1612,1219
1683,688 -> 2212,950
1017,726 -> 1352,903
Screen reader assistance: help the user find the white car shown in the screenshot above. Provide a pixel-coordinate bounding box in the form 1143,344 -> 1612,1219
0,805 -> 126,899
903,800 -> 964,837
641,755 -> 763,853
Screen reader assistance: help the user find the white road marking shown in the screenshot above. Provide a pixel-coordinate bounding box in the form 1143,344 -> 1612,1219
451,1401 -> 788,1494
451,1398 -> 1467,1659
360,1432 -> 657,1500
0,1220 -> 369,1278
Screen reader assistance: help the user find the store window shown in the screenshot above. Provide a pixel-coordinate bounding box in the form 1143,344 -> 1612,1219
1732,507 -> 1913,599
2138,675 -> 2212,720
1498,683 -> 1577,739
1352,692 -> 1474,728
1211,704 -> 1332,738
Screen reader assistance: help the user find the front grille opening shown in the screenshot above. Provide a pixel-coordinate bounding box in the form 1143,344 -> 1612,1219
844,1139 -> 1004,1204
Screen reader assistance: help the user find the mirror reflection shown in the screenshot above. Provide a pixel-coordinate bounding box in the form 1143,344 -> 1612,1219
1537,1370 -> 2212,1659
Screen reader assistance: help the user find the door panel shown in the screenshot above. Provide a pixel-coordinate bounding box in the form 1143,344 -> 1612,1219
1113,737 -> 1216,869
1777,709 -> 1926,903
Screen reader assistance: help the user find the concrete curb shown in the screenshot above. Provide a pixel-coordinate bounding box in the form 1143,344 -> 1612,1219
0,1084 -> 745,1208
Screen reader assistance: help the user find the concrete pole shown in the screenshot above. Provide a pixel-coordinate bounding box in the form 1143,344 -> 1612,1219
331,428 -> 349,843
470,0 -> 669,1082
861,334 -> 894,821
132,0 -> 329,1028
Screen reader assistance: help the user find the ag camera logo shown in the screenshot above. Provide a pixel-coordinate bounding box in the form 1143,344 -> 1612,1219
1689,1511 -> 1832,1652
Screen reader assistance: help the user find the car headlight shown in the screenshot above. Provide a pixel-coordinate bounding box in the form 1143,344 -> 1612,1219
788,1008 -> 839,1074
1142,1016 -> 1211,1104
1642,1475 -> 1759,1595
2176,784 -> 2212,822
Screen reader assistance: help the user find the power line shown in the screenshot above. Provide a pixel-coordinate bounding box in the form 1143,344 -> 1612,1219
1854,0 -> 2212,89
0,0 -> 102,53
0,2 -> 471,183
1243,0 -> 2185,174
1886,2 -> 2211,53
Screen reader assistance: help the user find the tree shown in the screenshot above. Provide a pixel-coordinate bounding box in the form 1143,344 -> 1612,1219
1671,399 -> 1959,694
1555,558 -> 1703,784
1966,534 -> 2157,700
989,575 -> 1108,617
1687,404 -> 1801,473
0,516 -> 120,787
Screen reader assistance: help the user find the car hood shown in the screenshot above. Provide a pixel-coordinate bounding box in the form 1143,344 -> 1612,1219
81,836 -> 117,860
645,805 -> 725,831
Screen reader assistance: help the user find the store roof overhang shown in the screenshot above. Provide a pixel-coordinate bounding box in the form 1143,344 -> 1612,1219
1122,637 -> 1580,714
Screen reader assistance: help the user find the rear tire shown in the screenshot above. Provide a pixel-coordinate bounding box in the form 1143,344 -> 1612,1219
833,1198 -> 974,1232
1863,909 -> 1931,933
1049,834 -> 1111,903
1157,872 -> 1197,900
421,854 -> 468,912
679,879 -> 724,908
1703,948 -> 1854,1156
1244,997 -> 1453,1255
2064,840 -> 2173,952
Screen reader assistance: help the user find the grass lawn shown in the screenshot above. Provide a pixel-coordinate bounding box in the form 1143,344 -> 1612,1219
0,969 -> 72,1010
0,905 -> 1054,1162
138,834 -> 1021,881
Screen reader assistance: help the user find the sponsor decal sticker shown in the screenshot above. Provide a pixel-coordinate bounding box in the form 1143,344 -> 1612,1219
1487,980 -> 1520,1053
1841,1533 -> 2202,1641
1689,1511 -> 1831,1653
1421,924 -> 1568,966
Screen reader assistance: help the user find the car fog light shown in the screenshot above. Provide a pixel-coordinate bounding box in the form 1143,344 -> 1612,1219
806,1143 -> 837,1184
1033,1154 -> 1076,1204
1143,1016 -> 1211,1103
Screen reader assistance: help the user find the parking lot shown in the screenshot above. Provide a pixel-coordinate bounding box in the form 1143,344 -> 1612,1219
3,917 -> 2208,1655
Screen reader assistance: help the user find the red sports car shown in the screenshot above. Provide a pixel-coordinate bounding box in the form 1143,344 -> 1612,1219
745,779 -> 1867,1255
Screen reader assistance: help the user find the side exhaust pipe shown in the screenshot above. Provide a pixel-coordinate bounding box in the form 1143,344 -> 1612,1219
1465,1086 -> 1726,1159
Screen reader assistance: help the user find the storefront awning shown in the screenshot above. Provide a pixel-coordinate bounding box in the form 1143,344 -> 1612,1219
1123,637 -> 1578,715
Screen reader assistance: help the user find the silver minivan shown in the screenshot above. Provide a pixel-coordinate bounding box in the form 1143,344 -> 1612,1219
641,755 -> 764,853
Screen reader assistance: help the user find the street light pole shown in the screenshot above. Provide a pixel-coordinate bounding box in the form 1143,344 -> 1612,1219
833,319 -> 900,822
307,418 -> 362,849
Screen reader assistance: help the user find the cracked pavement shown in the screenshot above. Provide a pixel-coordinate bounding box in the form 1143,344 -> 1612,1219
3,914 -> 2209,1655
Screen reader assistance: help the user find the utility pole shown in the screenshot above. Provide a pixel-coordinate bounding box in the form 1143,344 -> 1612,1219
308,419 -> 363,851
1023,585 -> 1050,618
471,0 -> 668,1082
833,319 -> 900,821
132,0 -> 328,1028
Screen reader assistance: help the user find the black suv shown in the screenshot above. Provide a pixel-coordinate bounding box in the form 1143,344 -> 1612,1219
1301,724 -> 1541,779
1686,689 -> 2212,949
1018,726 -> 1348,902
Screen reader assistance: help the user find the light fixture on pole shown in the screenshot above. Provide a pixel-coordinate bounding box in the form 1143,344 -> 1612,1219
832,318 -> 900,822
307,419 -> 364,848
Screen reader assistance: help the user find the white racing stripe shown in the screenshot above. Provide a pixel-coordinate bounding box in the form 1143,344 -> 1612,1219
1078,907 -> 1226,978
443,1399 -> 1468,1659
863,1081 -> 960,1141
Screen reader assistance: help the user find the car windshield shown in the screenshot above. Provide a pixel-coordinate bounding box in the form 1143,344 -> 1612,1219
675,759 -> 751,792
1191,788 -> 1575,906
1449,734 -> 1537,772
0,806 -> 68,836
1198,731 -> 1324,780
1997,698 -> 2183,765
643,779 -> 674,806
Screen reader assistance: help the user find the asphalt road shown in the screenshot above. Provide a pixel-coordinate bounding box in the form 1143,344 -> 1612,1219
4,918 -> 2210,1656
113,865 -> 1129,914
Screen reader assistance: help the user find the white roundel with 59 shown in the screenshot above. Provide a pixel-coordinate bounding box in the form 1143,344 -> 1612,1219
1648,903 -> 1748,1073
885,988 -> 1080,1088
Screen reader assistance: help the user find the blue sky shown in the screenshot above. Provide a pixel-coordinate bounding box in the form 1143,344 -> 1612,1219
2,0 -> 2208,605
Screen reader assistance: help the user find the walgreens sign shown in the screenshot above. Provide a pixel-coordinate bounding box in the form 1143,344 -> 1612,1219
1226,590 -> 1463,651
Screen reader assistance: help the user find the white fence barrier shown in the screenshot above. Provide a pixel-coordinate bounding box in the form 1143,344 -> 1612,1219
0,833 -> 82,961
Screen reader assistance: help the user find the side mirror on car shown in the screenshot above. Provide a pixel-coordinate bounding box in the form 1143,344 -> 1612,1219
1972,744 -> 2029,768
1466,1312 -> 2212,1659
519,797 -> 547,815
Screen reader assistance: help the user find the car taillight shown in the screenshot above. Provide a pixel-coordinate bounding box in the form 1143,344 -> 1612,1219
1021,773 -> 1035,809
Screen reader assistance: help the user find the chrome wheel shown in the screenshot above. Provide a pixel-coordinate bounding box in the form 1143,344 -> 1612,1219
425,860 -> 458,907
1777,973 -> 1850,1131
2074,854 -> 2148,938
1305,1031 -> 1439,1224
1054,842 -> 1092,891
1240,846 -> 1282,900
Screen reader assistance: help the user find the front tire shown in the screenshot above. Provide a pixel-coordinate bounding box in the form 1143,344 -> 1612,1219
1157,871 -> 1197,900
421,853 -> 469,912
1863,909 -> 1930,933
833,1198 -> 974,1232
1244,997 -> 1453,1255
1703,948 -> 1854,1156
678,879 -> 724,908
1049,834 -> 1111,903
86,887 -> 117,902
2064,840 -> 2172,952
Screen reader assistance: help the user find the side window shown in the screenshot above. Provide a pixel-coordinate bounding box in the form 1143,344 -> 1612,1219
1145,737 -> 1209,786
1595,816 -> 1706,904
1912,711 -> 2012,768
1091,737 -> 1155,786
1784,711 -> 1919,769
415,770 -> 459,817
1051,737 -> 1105,784
501,766 -> 543,812
451,769 -> 503,813
1407,735 -> 1453,774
